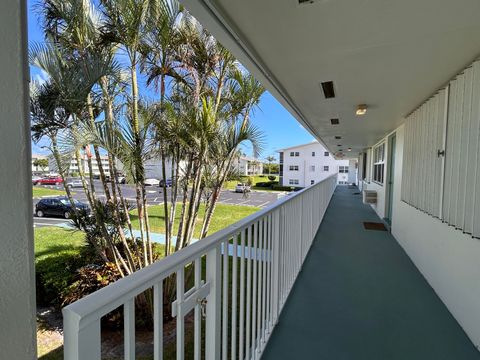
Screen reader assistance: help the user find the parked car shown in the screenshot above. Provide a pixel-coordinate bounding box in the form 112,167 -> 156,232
235,183 -> 251,193
35,197 -> 89,219
159,178 -> 173,187
117,176 -> 126,184
66,179 -> 84,188
144,178 -> 160,186
32,175 -> 42,185
36,176 -> 63,185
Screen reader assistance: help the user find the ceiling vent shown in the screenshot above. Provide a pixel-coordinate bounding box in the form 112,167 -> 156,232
321,81 -> 336,99
330,118 -> 339,125
335,136 -> 342,139
298,0 -> 324,5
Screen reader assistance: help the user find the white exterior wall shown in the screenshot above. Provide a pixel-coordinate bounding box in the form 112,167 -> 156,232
367,124 -> 480,349
0,0 -> 37,358
232,157 -> 264,176
31,154 -> 49,173
280,142 -> 350,187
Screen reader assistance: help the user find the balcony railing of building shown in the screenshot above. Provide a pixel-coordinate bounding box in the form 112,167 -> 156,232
62,174 -> 337,360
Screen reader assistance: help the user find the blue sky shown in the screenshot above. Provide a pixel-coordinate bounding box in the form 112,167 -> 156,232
28,1 -> 314,159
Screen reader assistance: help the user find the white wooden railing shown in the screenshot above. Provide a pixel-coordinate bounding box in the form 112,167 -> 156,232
63,174 -> 337,360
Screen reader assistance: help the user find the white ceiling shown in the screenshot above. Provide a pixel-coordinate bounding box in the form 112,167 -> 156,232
181,0 -> 480,156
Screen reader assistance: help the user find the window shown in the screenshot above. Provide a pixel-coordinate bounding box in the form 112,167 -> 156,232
295,151 -> 300,156
310,180 -> 315,185
339,166 -> 349,173
310,165 -> 315,171
324,151 -> 329,156
373,143 -> 385,184
312,151 -> 315,157
289,179 -> 299,185
289,151 -> 300,157
289,165 -> 299,171
323,166 -> 329,171
289,151 -> 294,157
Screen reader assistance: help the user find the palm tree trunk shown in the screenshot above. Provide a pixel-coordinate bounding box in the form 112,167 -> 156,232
200,154 -> 235,238
75,150 -> 94,208
175,156 -> 193,252
160,147 -> 170,254
87,93 -> 112,201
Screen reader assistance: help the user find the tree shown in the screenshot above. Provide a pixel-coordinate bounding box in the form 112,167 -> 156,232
33,158 -> 49,172
31,0 -> 267,318
265,155 -> 276,175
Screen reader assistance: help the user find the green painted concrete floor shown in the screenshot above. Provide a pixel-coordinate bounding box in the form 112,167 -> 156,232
262,186 -> 480,360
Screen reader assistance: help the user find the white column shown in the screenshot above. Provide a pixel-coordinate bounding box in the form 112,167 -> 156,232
0,0 -> 36,359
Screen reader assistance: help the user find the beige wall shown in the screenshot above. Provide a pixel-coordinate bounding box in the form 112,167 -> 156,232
0,0 -> 37,358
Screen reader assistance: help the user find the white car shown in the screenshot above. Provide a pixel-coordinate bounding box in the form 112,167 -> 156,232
144,178 -> 160,187
66,179 -> 84,188
235,183 -> 251,193
32,175 -> 42,185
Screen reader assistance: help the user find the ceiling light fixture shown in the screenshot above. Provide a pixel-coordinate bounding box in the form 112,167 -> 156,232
347,148 -> 352,151
356,104 -> 367,116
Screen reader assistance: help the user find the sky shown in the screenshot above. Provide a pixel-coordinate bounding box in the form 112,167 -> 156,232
27,0 -> 315,160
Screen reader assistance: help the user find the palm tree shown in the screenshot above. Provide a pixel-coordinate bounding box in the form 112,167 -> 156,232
100,0 -> 162,266
265,155 -> 276,175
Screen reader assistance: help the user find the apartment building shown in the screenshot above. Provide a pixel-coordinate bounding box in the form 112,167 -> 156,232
232,156 -> 264,176
49,154 -> 111,177
278,141 -> 355,187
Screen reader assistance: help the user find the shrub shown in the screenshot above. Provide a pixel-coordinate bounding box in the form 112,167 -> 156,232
255,181 -> 279,188
272,185 -> 296,191
268,175 -> 276,181
62,263 -> 120,306
35,243 -> 95,306
255,181 -> 269,187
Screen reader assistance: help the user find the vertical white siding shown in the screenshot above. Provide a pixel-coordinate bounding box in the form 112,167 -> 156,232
402,59 -> 480,238
402,89 -> 446,218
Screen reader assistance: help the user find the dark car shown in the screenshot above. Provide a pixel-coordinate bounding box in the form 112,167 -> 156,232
159,178 -> 173,187
35,197 -> 89,219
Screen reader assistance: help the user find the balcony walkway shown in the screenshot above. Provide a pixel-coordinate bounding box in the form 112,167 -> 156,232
262,186 -> 480,360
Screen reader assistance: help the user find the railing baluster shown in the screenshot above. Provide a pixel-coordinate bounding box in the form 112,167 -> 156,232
206,245 -> 221,360
231,234 -> 238,360
125,298 -> 135,360
194,258 -> 201,360
246,226 -> 252,360
261,217 -> 267,346
154,282 -> 163,360
176,268 -> 185,360
239,229 -> 246,360
222,240 -> 229,360
252,221 -> 258,359
257,219 -> 263,355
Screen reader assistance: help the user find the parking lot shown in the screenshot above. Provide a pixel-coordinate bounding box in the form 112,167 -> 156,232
33,180 -> 284,227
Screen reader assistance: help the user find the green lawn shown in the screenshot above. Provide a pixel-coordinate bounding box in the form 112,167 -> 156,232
224,175 -> 279,191
131,203 -> 259,238
33,186 -> 68,198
